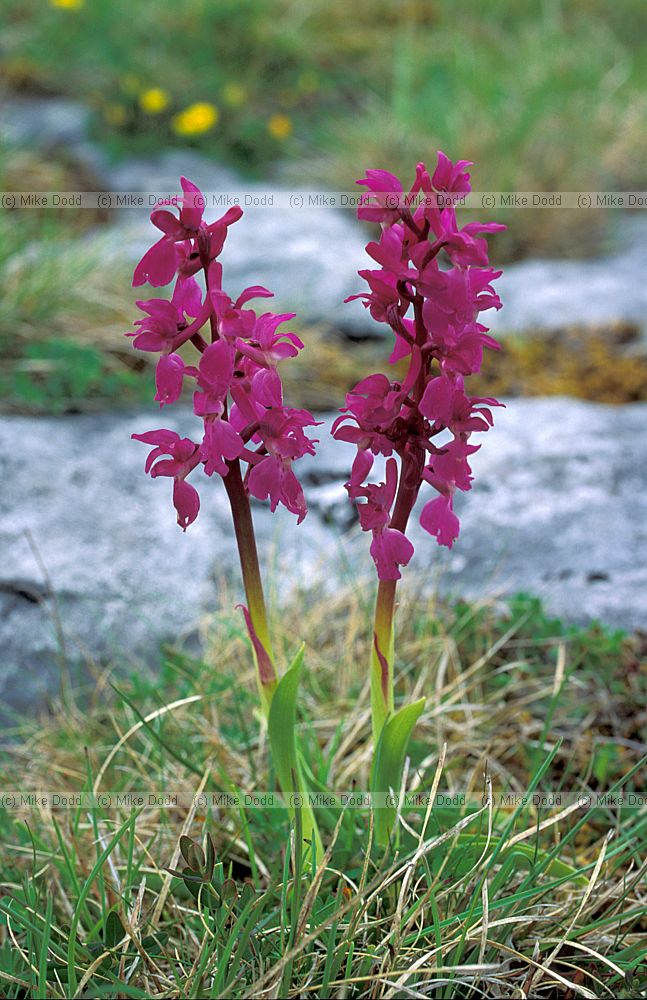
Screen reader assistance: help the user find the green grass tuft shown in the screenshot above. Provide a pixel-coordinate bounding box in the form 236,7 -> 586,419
0,588 -> 645,996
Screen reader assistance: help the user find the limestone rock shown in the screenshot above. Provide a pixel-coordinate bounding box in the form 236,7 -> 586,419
1,399 -> 645,716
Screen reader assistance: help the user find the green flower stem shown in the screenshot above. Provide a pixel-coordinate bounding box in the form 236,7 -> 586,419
370,458 -> 420,743
222,461 -> 278,716
198,247 -> 318,857
370,291 -> 429,741
201,250 -> 278,716
371,578 -> 397,742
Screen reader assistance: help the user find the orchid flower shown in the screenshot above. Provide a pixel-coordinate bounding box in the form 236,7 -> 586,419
334,153 -> 504,755
128,177 -> 318,721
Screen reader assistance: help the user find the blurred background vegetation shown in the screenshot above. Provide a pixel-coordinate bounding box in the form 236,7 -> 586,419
1,0 -> 647,412
2,0 -> 646,204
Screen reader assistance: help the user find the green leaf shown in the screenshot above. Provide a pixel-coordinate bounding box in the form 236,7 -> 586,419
179,835 -> 196,867
185,840 -> 205,872
204,831 -> 215,879
371,697 -> 426,847
240,882 -> 256,907
268,645 -> 322,861
268,646 -> 304,798
103,910 -> 123,950
221,878 -> 238,902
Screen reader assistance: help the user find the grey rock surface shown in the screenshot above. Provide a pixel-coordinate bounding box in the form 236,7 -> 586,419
1,399 -> 646,716
488,218 -> 647,338
0,407 -> 341,716
307,399 -> 647,630
408,398 -> 647,626
0,96 -> 91,149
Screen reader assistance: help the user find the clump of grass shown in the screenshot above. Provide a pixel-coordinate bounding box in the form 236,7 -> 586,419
0,161 -> 148,412
0,248 -> 148,411
0,589 -> 645,997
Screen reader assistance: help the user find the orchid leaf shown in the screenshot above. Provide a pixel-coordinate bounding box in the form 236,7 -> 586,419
371,697 -> 426,847
268,645 -> 322,861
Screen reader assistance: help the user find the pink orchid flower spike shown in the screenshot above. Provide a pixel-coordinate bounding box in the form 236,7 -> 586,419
334,153 -> 504,742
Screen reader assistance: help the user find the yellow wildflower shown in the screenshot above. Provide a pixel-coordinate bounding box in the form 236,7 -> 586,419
222,83 -> 247,108
172,102 -> 219,136
267,113 -> 293,140
139,88 -> 170,114
49,0 -> 84,9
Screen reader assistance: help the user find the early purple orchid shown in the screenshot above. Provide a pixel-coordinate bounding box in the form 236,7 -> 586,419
126,159 -> 503,853
334,152 -> 504,739
128,178 -> 318,718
